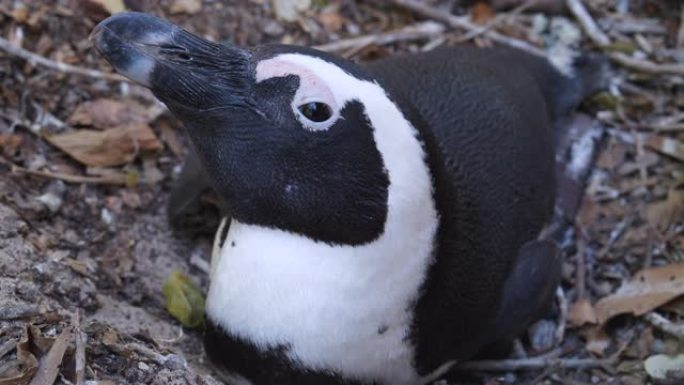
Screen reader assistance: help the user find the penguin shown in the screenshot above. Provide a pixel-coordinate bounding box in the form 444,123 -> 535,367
91,12 -> 606,385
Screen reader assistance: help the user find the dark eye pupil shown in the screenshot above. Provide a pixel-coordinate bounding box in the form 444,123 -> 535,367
298,102 -> 332,123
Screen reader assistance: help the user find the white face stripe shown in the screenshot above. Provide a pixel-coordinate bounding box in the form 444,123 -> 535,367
206,53 -> 440,385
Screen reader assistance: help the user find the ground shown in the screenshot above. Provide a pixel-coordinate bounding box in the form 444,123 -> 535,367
0,0 -> 683,384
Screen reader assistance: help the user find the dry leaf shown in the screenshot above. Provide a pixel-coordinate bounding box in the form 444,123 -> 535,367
646,190 -> 684,232
68,99 -> 156,129
170,0 -> 202,14
594,264 -> 684,324
583,327 -> 611,356
318,9 -> 344,32
644,354 -> 684,382
163,271 -> 205,328
46,123 -> 162,167
0,326 -> 38,385
646,134 -> 684,163
28,327 -> 72,385
0,133 -> 22,157
567,297 -> 598,326
87,0 -> 125,14
159,120 -> 185,158
471,2 -> 496,25
272,0 -> 311,22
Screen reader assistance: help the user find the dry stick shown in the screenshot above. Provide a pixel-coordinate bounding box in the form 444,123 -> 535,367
564,0 -> 684,76
609,52 -> 684,76
575,237 -> 587,300
0,36 -> 126,82
8,163 -> 129,185
314,21 -> 445,53
455,0 -> 540,43
391,0 -> 546,57
564,0 -> 609,46
644,312 -> 684,340
73,311 -> 86,385
456,355 -> 617,371
554,286 -> 568,346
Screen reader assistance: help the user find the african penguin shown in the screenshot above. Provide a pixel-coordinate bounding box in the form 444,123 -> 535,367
92,12 -> 605,385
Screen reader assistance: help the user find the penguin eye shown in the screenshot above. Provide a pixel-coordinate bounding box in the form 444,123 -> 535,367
297,102 -> 332,123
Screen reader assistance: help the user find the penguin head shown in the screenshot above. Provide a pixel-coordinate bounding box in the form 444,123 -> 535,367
92,13 -> 396,245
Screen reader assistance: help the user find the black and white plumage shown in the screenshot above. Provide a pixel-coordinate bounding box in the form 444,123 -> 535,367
92,12 -> 605,385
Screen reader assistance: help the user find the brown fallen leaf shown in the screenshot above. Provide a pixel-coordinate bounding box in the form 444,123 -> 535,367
0,133 -> 22,157
646,134 -> 684,163
0,326 -> 38,385
471,1 -> 496,24
170,0 -> 202,14
46,123 -> 163,167
28,327 -> 72,385
86,0 -> 125,15
594,264 -> 684,324
318,7 -> 344,32
68,99 -> 159,129
567,297 -> 598,327
646,189 -> 684,232
583,327 -> 611,357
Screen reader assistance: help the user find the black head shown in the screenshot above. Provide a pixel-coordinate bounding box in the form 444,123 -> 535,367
92,13 -> 391,245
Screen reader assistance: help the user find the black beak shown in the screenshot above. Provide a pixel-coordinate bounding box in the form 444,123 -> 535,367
91,12 -> 252,111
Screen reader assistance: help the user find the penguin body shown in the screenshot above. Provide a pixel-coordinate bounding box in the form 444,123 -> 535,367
92,13 -> 604,385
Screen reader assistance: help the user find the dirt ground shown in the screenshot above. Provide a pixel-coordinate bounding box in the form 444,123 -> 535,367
0,0 -> 683,384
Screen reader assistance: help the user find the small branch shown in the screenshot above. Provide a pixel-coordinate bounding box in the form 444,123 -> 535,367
391,0 -> 545,57
563,0 -> 684,76
73,311 -> 86,385
564,0 -> 610,47
456,353 -> 617,371
645,312 -> 684,340
4,160 -> 129,185
575,237 -> 587,300
554,286 -> 568,346
609,52 -> 684,76
0,36 -> 126,82
314,21 -> 444,54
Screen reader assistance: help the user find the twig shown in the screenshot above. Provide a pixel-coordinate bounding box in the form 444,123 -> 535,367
0,36 -> 126,82
29,326 -> 73,385
564,0 -> 610,47
73,311 -> 86,385
563,0 -> 684,75
608,52 -> 684,76
554,287 -> 567,346
8,163 -> 130,185
456,353 -> 617,371
645,312 -> 684,340
314,21 -> 444,54
575,237 -> 587,300
455,0 -> 539,43
391,0 -> 545,57
0,338 -> 17,359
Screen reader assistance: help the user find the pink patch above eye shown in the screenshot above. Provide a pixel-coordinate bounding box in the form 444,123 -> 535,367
255,58 -> 336,108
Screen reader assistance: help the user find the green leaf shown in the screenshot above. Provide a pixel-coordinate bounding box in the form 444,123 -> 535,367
162,271 -> 205,328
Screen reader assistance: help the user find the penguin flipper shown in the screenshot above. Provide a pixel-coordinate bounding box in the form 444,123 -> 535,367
490,239 -> 562,343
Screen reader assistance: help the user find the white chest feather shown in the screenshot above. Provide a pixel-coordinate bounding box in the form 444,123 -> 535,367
204,53 -> 440,385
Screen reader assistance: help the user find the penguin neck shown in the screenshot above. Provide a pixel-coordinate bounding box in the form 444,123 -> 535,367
205,77 -> 440,384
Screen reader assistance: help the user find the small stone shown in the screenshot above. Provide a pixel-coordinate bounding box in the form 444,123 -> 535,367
101,208 -> 115,226
163,354 -> 187,370
36,192 -> 63,213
